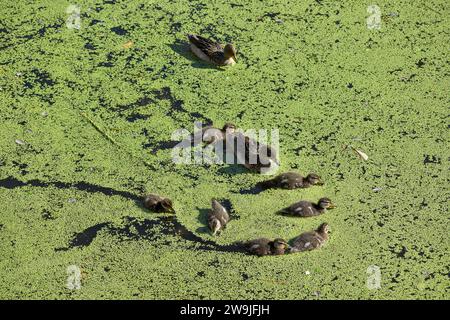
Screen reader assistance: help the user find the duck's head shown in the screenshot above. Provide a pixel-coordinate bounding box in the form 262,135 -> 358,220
318,198 -> 336,210
224,44 -> 237,62
317,223 -> 330,234
161,198 -> 175,213
222,123 -> 236,132
273,238 -> 289,250
306,173 -> 324,186
208,217 -> 222,236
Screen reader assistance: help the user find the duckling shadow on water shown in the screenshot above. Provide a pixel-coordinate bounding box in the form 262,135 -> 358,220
196,207 -> 210,234
234,185 -> 264,195
167,41 -> 225,71
217,164 -> 248,175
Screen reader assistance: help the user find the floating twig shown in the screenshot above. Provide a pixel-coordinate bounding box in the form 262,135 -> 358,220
344,144 -> 369,161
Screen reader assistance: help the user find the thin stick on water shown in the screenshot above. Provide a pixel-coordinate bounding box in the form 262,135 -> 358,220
80,112 -> 158,170
80,112 -> 118,145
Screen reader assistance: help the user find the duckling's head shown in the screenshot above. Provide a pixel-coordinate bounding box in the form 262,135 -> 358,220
222,123 -> 236,132
317,223 -> 330,234
161,198 -> 175,213
318,198 -> 336,209
273,238 -> 289,250
208,217 -> 222,236
224,44 -> 237,61
306,173 -> 324,186
143,194 -> 161,210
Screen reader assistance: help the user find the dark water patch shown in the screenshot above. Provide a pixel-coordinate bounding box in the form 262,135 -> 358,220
171,22 -> 182,32
391,274 -> 400,283
12,161 -> 28,175
191,112 -> 213,125
207,259 -> 220,267
23,68 -> 55,90
111,26 -> 128,36
37,22 -> 63,37
97,52 -> 116,67
423,154 -> 440,164
293,145 -> 306,156
389,245 -> 408,258
420,199 -> 428,208
155,63 -> 175,79
259,12 -> 281,20
126,113 -> 149,122
318,132 -> 336,142
0,177 -> 140,202
84,42 -> 96,50
416,58 -> 426,68
388,68 -> 403,74
401,74 -> 416,82
89,19 -> 103,26
125,51 -> 149,67
42,210 -> 55,220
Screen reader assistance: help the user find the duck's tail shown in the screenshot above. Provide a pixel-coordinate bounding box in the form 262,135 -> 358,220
256,179 -> 275,189
288,247 -> 301,254
276,208 -> 290,216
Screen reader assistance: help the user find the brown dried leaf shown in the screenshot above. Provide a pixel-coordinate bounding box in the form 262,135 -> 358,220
354,148 -> 369,161
122,40 -> 134,49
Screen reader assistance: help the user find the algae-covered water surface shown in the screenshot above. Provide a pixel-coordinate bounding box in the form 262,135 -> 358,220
0,0 -> 448,299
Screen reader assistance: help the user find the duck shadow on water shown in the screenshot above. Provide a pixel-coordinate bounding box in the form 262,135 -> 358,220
196,207 -> 210,234
217,164 -> 249,175
234,185 -> 264,195
167,41 -> 225,71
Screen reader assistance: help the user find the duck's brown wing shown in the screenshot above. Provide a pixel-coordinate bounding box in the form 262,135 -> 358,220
245,238 -> 271,256
188,34 -> 223,55
291,232 -> 323,252
290,201 -> 317,217
211,199 -> 230,223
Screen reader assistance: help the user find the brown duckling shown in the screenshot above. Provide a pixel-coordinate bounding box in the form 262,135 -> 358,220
289,223 -> 330,253
278,198 -> 335,217
143,194 -> 175,213
176,123 -> 236,150
200,123 -> 236,146
207,199 -> 230,236
243,238 -> 289,256
257,172 -> 323,190
226,132 -> 279,174
187,34 -> 237,66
